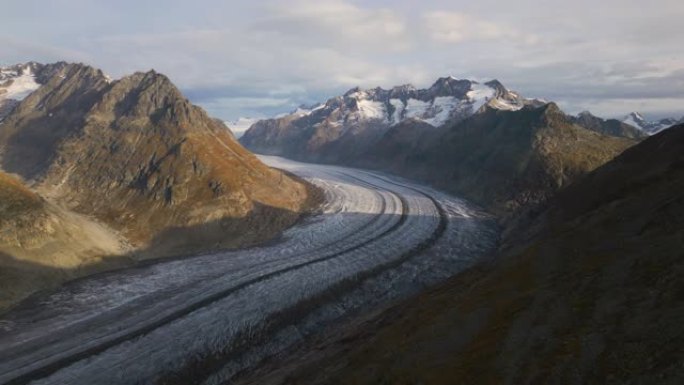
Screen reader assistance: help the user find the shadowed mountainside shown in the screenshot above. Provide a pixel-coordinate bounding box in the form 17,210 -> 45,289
355,103 -> 637,218
234,124 -> 684,385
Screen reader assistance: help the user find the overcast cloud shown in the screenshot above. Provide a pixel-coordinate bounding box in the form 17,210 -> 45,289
1,0 -> 682,120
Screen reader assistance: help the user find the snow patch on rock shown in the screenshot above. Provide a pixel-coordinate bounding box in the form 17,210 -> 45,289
0,65 -> 40,102
389,98 -> 405,124
424,96 -> 458,127
404,98 -> 431,120
356,99 -> 387,122
466,83 -> 496,113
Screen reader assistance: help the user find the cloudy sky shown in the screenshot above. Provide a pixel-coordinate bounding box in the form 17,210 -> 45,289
2,0 -> 683,120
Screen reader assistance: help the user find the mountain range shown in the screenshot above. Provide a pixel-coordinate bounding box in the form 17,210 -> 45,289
240,77 -> 544,157
240,78 -> 644,218
0,62 -> 316,309
235,80 -> 680,144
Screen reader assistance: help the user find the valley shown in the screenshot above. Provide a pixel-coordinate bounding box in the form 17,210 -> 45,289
2,2 -> 683,384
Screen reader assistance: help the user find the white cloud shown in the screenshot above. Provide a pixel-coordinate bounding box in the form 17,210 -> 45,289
0,36 -> 91,66
558,97 -> 684,120
422,11 -> 539,45
256,0 -> 411,52
2,0 -> 682,120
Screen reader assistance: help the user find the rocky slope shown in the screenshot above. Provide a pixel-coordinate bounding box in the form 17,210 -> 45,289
0,62 -> 315,310
357,103 -> 637,218
236,124 -> 684,385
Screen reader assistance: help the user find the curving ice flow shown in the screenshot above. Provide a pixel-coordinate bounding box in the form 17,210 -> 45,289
0,156 -> 498,385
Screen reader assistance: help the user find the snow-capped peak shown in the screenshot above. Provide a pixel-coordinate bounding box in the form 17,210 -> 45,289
283,76 -> 533,130
622,111 -> 679,135
628,111 -> 645,121
466,82 -> 496,113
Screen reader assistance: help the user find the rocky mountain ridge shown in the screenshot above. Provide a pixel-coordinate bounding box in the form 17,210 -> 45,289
0,62 -> 316,310
241,80 -> 637,218
240,77 -> 544,158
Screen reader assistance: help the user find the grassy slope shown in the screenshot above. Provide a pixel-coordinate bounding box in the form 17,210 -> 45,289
0,172 -> 130,310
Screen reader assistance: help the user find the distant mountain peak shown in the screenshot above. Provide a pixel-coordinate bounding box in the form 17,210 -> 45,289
428,76 -> 473,97
627,111 -> 645,120
343,86 -> 362,97
622,111 -> 679,135
484,79 -> 507,92
242,76 -> 536,150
